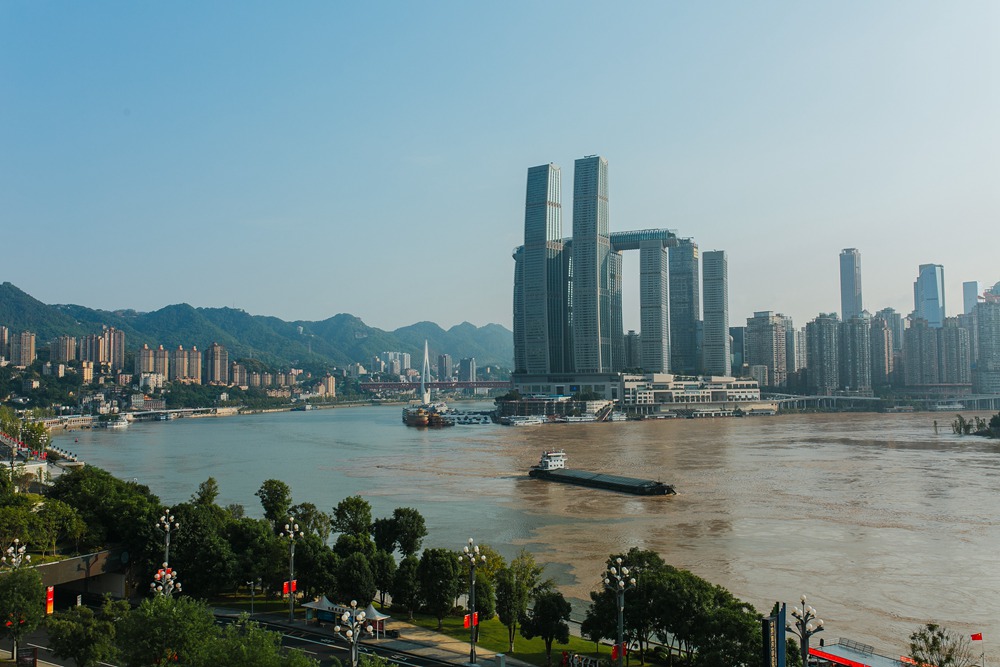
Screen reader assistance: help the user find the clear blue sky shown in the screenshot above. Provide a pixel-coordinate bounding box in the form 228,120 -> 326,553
2,2 -> 997,332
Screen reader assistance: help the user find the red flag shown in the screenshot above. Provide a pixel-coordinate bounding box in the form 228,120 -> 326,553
611,645 -> 618,661
282,581 -> 289,595
291,579 -> 297,592
473,611 -> 479,626
463,614 -> 470,628
972,633 -> 983,641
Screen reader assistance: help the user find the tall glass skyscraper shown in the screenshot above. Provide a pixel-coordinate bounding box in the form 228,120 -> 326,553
702,250 -> 730,376
572,155 -> 613,373
839,248 -> 863,320
520,163 -> 569,373
669,239 -> 700,373
914,264 -> 946,328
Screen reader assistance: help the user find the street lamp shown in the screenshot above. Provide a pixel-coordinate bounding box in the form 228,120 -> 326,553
334,599 -> 374,667
156,509 -> 179,566
786,594 -> 824,667
603,557 -> 635,667
150,562 -> 181,597
461,537 -> 487,664
247,578 -> 261,616
1,539 -> 30,569
281,516 -> 304,622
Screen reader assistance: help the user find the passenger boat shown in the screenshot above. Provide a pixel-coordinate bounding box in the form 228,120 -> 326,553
528,450 -> 676,496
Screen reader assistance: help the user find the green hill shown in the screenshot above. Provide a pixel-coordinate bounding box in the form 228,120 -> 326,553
0,283 -> 513,369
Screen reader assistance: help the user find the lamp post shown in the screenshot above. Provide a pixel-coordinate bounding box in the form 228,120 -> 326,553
247,578 -> 261,616
281,516 -> 304,622
603,557 -> 635,667
461,537 -> 487,665
786,594 -> 824,667
156,509 -> 179,566
334,599 -> 374,667
2,539 -> 30,569
150,563 -> 181,597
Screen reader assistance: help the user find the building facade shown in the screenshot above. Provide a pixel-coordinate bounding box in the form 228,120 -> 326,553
702,250 -> 730,376
669,238 -> 700,373
914,264 -> 946,328
746,312 -> 787,388
839,248 -> 863,320
806,314 -> 839,395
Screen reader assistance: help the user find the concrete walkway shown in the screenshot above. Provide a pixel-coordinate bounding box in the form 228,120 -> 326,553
254,611 -> 536,667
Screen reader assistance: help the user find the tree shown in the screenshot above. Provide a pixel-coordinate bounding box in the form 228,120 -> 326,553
520,589 -> 572,666
418,547 -> 460,629
333,495 -> 373,538
372,517 -> 396,553
192,477 -> 220,506
391,554 -> 421,620
289,502 -> 333,543
391,507 -> 427,556
0,566 -> 47,662
496,549 -> 548,652
170,501 -> 239,596
371,549 -> 397,607
473,576 -> 496,642
256,479 -> 292,527
338,552 -> 377,606
116,595 -> 217,667
34,498 -> 85,556
47,597 -> 129,667
189,614 -> 319,667
909,623 -> 976,667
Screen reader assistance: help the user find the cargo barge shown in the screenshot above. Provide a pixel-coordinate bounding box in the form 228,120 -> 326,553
528,450 -> 676,496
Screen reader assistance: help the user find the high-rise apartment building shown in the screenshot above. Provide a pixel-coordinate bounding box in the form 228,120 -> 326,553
702,250 -> 730,376
9,331 -> 36,368
839,248 -> 863,320
572,155 -> 613,373
51,335 -> 76,363
876,307 -> 905,353
170,345 -> 202,383
963,281 -> 982,315
938,318 -> 971,385
437,354 -> 453,381
103,327 -> 126,371
520,163 -> 569,374
459,358 -> 477,382
839,316 -> 872,394
914,264 -> 946,328
904,318 -> 940,386
205,342 -> 229,385
669,239 -> 700,373
79,334 -> 107,366
136,344 -> 155,375
870,315 -> 894,388
806,314 -> 839,395
746,312 -> 787,387
974,297 -> 1000,393
0,325 -> 8,360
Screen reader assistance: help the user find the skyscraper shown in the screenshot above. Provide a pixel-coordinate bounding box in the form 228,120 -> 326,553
669,238 -> 700,373
639,239 -> 669,372
806,314 -> 840,395
702,250 -> 730,376
914,264 -> 946,327
521,163 -> 568,374
437,354 -> 452,381
572,155 -> 613,373
963,281 -> 982,315
974,296 -> 1000,393
839,316 -> 872,394
904,318 -> 939,386
839,248 -> 863,320
746,312 -> 787,388
103,327 -> 126,371
938,318 -> 971,385
205,342 -> 229,385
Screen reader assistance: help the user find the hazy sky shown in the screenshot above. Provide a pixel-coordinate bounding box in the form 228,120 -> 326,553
2,2 -> 997,332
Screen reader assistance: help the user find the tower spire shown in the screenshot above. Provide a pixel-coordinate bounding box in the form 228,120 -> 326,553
422,340 -> 431,404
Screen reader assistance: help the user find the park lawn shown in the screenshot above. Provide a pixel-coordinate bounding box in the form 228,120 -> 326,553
407,612 -> 606,667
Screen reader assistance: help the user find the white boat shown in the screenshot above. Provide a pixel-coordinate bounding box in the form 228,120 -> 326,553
502,415 -> 545,426
106,416 -> 129,429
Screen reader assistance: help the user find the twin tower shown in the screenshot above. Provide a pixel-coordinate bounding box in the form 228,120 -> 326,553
512,155 -> 731,379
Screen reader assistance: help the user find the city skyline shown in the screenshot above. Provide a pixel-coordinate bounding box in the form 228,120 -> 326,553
2,3 -> 996,331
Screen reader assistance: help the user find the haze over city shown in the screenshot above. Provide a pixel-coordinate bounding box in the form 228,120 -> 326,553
2,2 -> 997,332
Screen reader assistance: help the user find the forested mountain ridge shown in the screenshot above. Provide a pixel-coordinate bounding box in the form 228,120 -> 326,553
0,282 -> 513,368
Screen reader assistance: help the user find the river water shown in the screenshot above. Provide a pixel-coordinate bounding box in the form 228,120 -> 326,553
54,406 -> 1000,654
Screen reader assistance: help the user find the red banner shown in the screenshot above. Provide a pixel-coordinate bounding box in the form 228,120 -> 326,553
46,586 -> 54,614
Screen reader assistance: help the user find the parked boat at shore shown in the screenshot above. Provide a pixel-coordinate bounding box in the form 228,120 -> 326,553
528,450 -> 676,496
